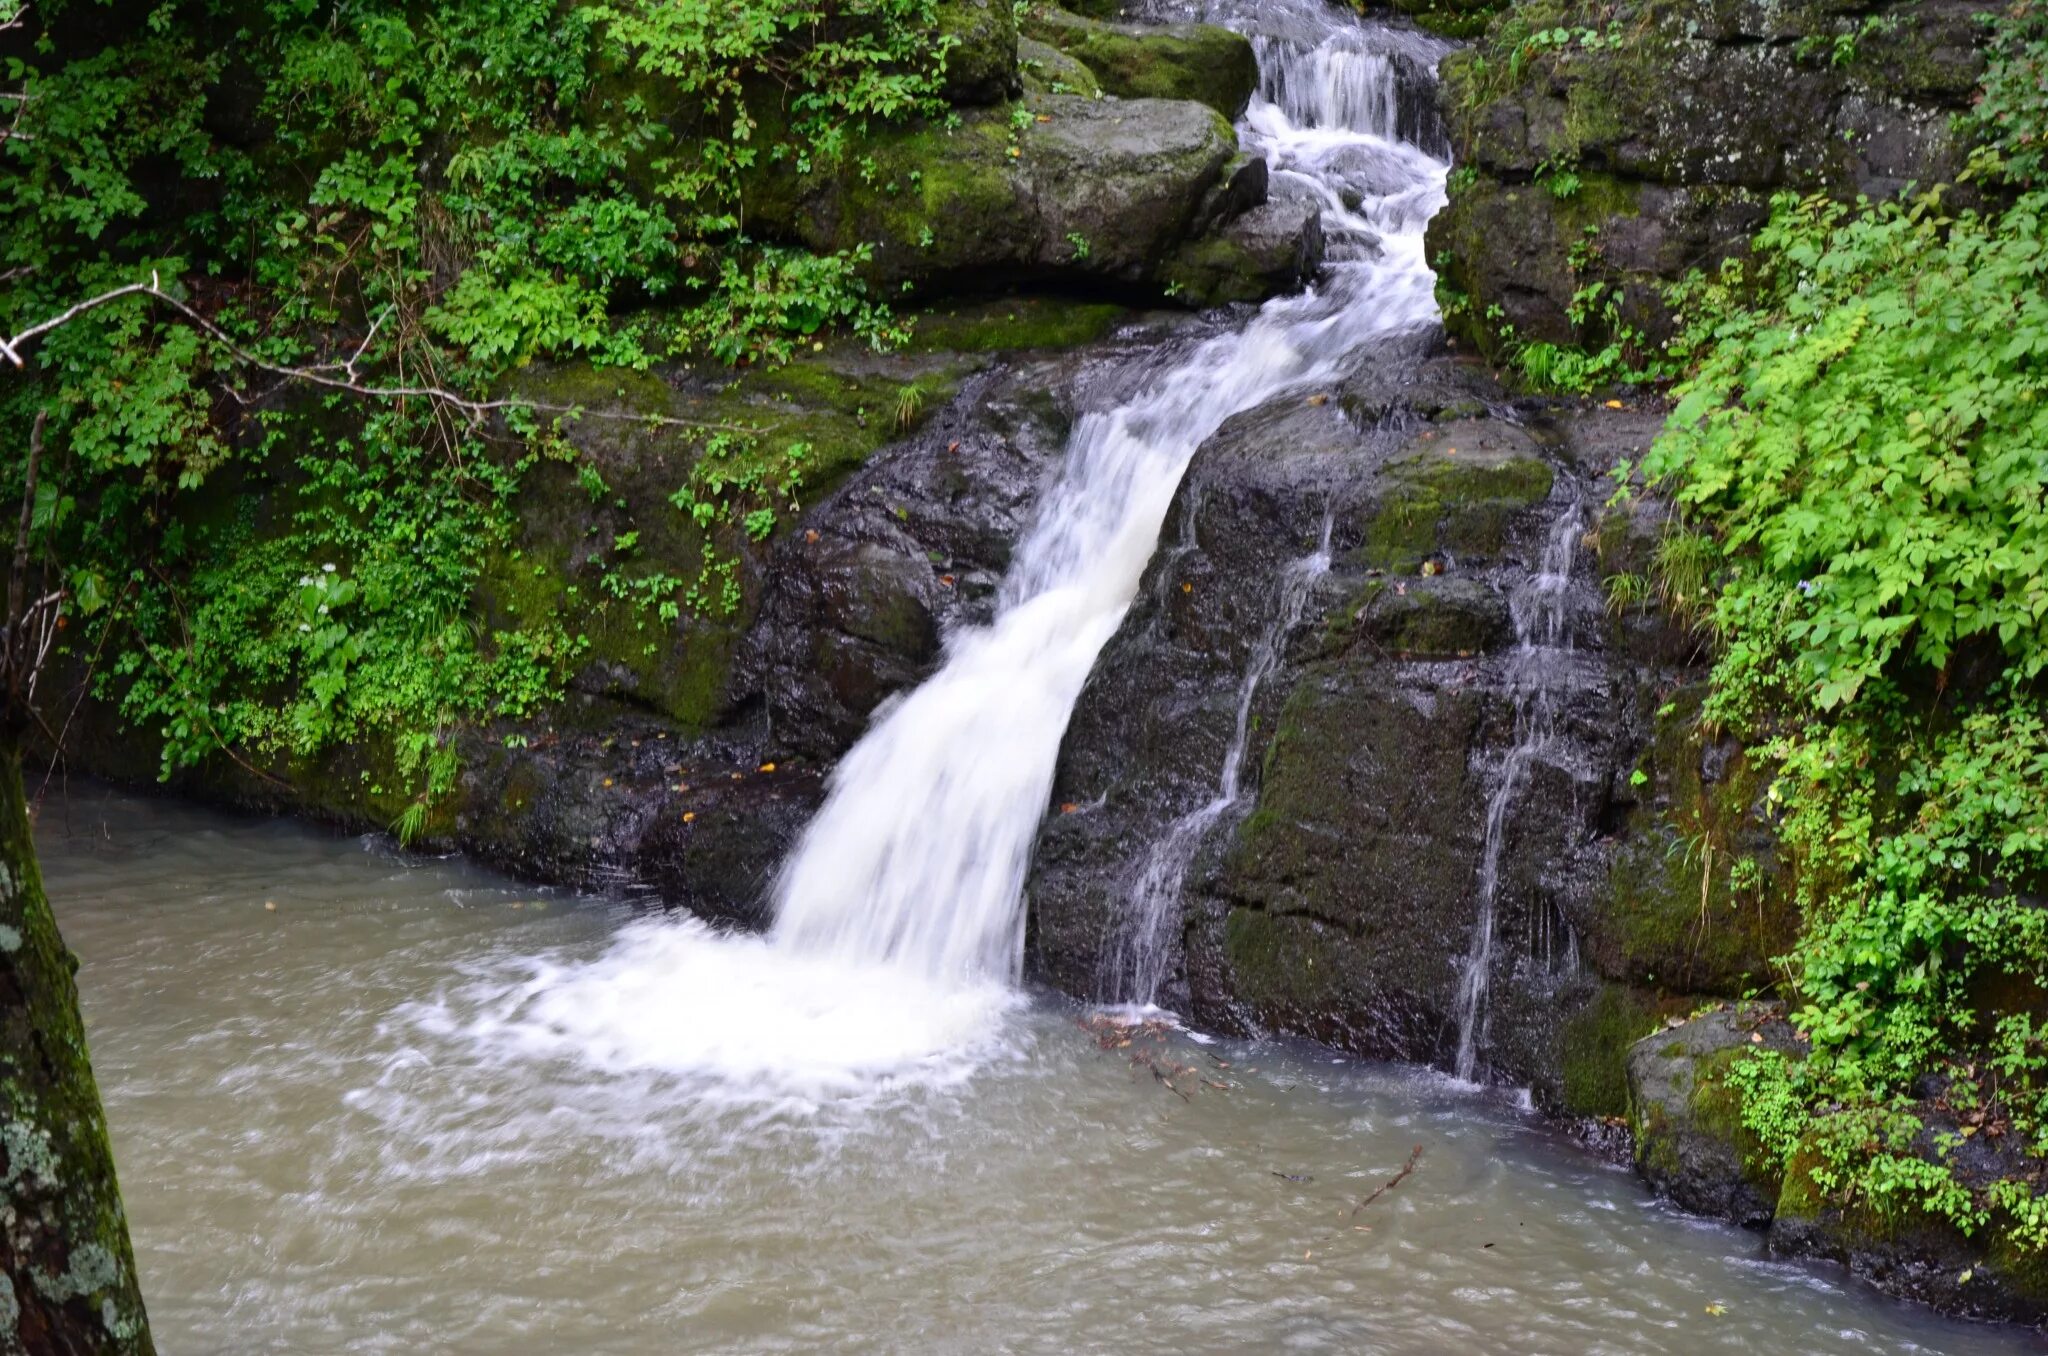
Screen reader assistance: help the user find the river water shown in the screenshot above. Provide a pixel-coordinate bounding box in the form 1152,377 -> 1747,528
43,787 -> 2031,1354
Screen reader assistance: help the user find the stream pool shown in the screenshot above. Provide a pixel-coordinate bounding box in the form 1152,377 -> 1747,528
39,785 -> 2035,1354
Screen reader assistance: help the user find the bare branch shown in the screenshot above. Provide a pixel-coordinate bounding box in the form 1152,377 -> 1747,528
1,276 -> 774,436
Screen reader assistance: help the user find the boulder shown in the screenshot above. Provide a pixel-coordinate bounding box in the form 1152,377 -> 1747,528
1021,7 -> 1259,119
748,94 -> 1246,296
1626,1004 -> 1802,1227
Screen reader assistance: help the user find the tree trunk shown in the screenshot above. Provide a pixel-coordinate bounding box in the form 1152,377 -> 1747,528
0,739 -> 153,1354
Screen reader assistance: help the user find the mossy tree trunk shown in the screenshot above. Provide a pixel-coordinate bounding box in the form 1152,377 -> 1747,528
0,737 -> 153,1353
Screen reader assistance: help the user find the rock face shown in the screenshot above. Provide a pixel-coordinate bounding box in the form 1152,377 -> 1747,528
1429,0 -> 1991,355
52,309 -> 1221,929
1025,348 -> 1782,1110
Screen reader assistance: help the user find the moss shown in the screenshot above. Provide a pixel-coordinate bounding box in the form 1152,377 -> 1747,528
1558,984 -> 1660,1118
1017,36 -> 1101,98
1020,8 -> 1257,118
1355,428 -> 1554,572
1221,906 -> 1342,1011
1597,686 -> 1799,993
1384,0 -> 1508,38
906,296 -> 1129,353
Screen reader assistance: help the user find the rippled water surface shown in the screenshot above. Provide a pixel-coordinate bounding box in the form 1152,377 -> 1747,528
40,788 -> 2035,1354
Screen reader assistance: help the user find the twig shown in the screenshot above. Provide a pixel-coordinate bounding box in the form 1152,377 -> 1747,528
1350,1144 -> 1424,1217
0,273 -> 776,437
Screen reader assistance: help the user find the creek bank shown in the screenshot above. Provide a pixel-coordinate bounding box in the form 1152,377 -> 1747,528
1628,1005 -> 2048,1325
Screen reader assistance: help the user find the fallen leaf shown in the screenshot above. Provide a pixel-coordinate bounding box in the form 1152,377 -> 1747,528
1306,393 -> 1329,406
759,762 -> 777,773
1060,803 -> 1079,814
1445,446 -> 1458,455
1704,1303 -> 1726,1316
947,440 -> 960,453
1036,114 -> 1052,123
1181,581 -> 1193,593
683,812 -> 696,823
1751,1031 -> 1764,1043
939,574 -> 956,586
602,778 -> 614,788
805,529 -> 820,543
1605,399 -> 1625,409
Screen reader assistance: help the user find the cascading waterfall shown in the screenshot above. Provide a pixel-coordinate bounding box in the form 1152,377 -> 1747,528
1101,514 -> 1332,1008
772,12 -> 1445,995
1451,501 -> 1584,1083
478,2 -> 1450,1098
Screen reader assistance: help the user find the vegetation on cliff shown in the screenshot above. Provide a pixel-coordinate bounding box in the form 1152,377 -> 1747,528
1614,0 -> 2048,1268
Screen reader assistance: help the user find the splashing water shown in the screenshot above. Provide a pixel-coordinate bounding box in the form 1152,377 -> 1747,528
470,6 -> 1451,1102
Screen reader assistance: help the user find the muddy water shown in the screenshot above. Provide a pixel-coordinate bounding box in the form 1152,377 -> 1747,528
38,787 -> 2030,1354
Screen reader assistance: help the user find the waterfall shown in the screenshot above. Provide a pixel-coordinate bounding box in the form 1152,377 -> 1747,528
771,16 -> 1446,993
484,2 -> 1451,1097
1101,515 -> 1332,1008
1451,502 -> 1584,1083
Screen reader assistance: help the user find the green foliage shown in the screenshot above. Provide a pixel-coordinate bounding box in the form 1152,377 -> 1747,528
1632,6 -> 2048,1249
0,0 -> 961,816
1647,191 -> 2048,711
1970,1 -> 2048,185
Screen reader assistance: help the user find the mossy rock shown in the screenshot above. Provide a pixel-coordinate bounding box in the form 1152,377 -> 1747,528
937,0 -> 1021,105
1355,418 -> 1555,572
1383,0 -> 1507,38
1626,1004 -> 1802,1226
1556,983 -> 1664,1119
486,351 -> 970,729
1770,1136 -> 2048,1325
746,93 -> 1238,295
905,294 -> 1129,352
1589,684 -> 1798,994
1018,36 -> 1101,99
1021,7 -> 1258,119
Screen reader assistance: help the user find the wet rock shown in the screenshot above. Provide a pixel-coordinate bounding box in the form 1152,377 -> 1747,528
1626,1004 -> 1802,1227
1429,0 -> 1990,353
1021,7 -> 1260,119
1166,191 -> 1326,305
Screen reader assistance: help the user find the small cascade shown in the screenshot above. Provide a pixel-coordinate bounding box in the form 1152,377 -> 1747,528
1451,500 -> 1584,1083
1103,515 -> 1333,1007
1254,38 -> 1403,141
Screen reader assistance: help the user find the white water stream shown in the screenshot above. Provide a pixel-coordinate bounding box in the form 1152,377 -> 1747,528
1452,501 -> 1585,1081
466,3 -> 1451,1101
1102,514 -> 1331,1007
